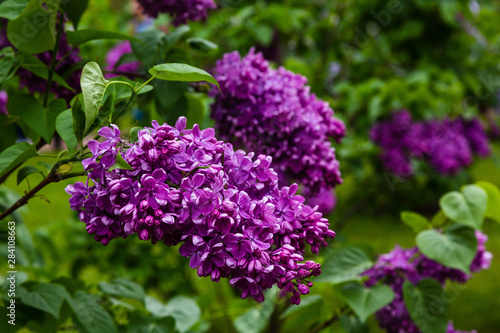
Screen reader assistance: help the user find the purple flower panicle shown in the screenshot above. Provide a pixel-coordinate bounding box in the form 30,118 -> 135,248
137,0 -> 216,26
371,110 -> 491,177
211,49 -> 345,198
66,118 -> 335,304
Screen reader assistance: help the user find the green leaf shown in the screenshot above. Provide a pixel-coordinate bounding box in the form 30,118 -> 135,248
20,283 -> 69,319
403,279 -> 449,333
340,283 -> 395,322
126,315 -> 175,333
69,291 -> 117,333
56,109 -> 78,154
20,53 -> 74,91
21,97 -> 66,142
149,63 -> 220,89
16,166 -> 40,185
145,296 -> 201,333
71,96 -> 86,145
129,126 -> 143,143
187,37 -> 219,53
340,314 -> 369,333
130,30 -> 169,69
416,224 -> 477,274
98,279 -> 145,303
67,29 -> 141,47
431,210 -> 447,228
80,62 -> 109,133
0,142 -> 37,178
439,185 -> 487,230
314,245 -> 373,284
109,152 -> 133,171
0,47 -> 17,87
0,0 -> 30,19
475,181 -> 500,223
61,0 -> 89,28
401,211 -> 430,233
234,293 -> 275,333
6,0 -> 58,53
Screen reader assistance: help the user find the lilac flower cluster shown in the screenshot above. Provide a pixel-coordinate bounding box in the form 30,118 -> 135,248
66,118 -> 335,304
105,41 -> 141,79
370,110 -> 491,177
363,231 -> 492,333
137,0 -> 216,26
211,49 -> 346,200
0,91 -> 7,115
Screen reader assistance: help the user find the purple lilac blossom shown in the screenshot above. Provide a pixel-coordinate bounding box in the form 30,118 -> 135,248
105,41 -> 141,79
0,91 -> 7,115
304,188 -> 336,215
363,231 -> 491,333
66,118 -> 336,304
211,49 -> 346,197
370,110 -> 491,177
137,0 -> 216,26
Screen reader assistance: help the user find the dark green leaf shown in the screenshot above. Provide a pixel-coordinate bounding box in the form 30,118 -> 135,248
150,63 -> 219,89
341,283 -> 395,322
109,152 -> 133,171
61,0 -> 89,28
416,224 -> 477,274
20,283 -> 68,319
16,166 -> 40,185
401,211 -> 430,233
6,0 -> 58,53
439,185 -> 487,230
164,25 -> 190,50
340,314 -> 369,333
187,37 -> 219,53
55,109 -> 78,154
0,47 -> 17,87
314,245 -> 373,284
0,142 -> 37,178
80,62 -> 109,133
20,53 -> 74,91
126,315 -> 175,333
69,291 -> 117,333
0,0 -> 30,19
475,181 -> 500,223
98,279 -> 145,303
233,294 -> 275,333
131,30 -> 169,69
145,296 -> 201,333
21,97 -> 66,142
71,96 -> 86,145
67,29 -> 141,47
403,279 -> 449,333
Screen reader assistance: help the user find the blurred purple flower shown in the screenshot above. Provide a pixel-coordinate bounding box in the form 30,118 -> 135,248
137,0 -> 216,26
105,41 -> 140,79
0,91 -> 7,115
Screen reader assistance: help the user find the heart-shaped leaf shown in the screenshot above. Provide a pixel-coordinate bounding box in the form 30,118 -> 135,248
0,0 -> 30,20
81,62 -> 109,133
98,279 -> 145,303
416,224 -> 477,274
0,141 -> 37,178
20,283 -> 69,319
314,246 -> 373,284
401,211 -> 430,233
340,283 -> 394,322
56,109 -> 78,154
69,291 -> 117,333
403,279 -> 449,333
476,181 -> 500,223
439,185 -> 487,230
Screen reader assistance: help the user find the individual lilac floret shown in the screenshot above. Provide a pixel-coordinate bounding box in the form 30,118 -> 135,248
137,0 -> 216,26
211,49 -> 345,196
370,110 -> 491,177
66,118 -> 335,304
0,91 -> 7,115
363,231 -> 491,333
105,41 -> 141,79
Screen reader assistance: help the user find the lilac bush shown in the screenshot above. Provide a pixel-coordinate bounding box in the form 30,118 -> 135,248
363,231 -> 492,333
66,118 -> 335,304
137,0 -> 216,26
370,110 -> 491,177
105,41 -> 141,79
211,49 -> 346,200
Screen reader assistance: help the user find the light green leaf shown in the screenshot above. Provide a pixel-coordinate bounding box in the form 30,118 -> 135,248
69,291 -> 117,333
401,211 -> 430,233
187,37 -> 219,53
109,152 -> 133,171
340,283 -> 395,322
145,296 -> 201,333
234,293 -> 275,333
403,279 -> 449,333
67,29 -> 141,47
98,279 -> 145,303
0,0 -> 29,19
71,96 -> 86,146
0,142 -> 37,178
416,224 -> 477,274
16,166 -> 40,185
439,185 -> 487,230
56,109 -> 78,154
21,97 -> 66,142
20,283 -> 68,319
80,62 -> 109,133
149,63 -> 220,89
129,126 -> 143,143
475,181 -> 500,223
314,245 -> 373,284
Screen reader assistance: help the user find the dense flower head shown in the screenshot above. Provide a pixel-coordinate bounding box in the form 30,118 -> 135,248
0,91 -> 7,115
370,110 -> 491,177
66,118 -> 335,304
363,231 -> 491,333
137,0 -> 216,25
105,41 -> 141,79
211,48 -> 345,199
